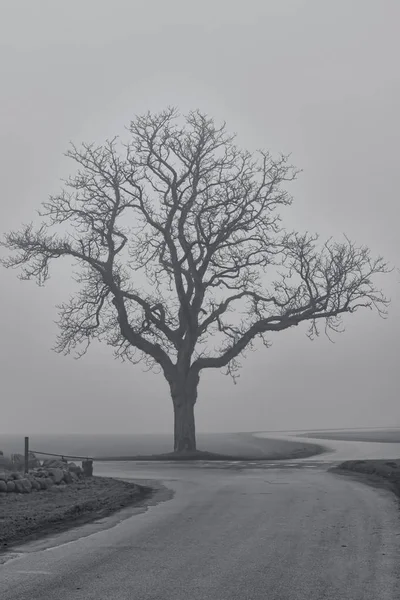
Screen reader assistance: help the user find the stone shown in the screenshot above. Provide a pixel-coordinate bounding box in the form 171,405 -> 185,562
32,469 -> 46,478
39,479 -> 48,490
19,478 -> 32,493
30,479 -> 41,491
43,459 -> 67,469
0,480 -> 7,492
14,480 -> 25,493
70,471 -> 79,482
63,470 -> 74,484
6,481 -> 15,492
0,472 -> 8,481
68,463 -> 83,474
49,468 -> 64,484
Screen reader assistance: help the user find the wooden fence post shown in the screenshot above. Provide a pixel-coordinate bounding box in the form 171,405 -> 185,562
24,437 -> 29,474
82,459 -> 93,477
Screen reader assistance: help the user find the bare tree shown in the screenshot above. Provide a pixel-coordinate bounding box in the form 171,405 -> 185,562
1,108 -> 389,453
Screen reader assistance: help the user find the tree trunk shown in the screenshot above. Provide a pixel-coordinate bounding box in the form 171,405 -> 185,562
170,375 -> 198,453
173,398 -> 196,453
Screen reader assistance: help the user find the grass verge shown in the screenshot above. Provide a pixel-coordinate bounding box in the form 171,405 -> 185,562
331,459 -> 400,499
0,476 -> 153,552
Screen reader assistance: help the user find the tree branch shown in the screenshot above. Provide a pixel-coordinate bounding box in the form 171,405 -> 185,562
1,109 -> 390,383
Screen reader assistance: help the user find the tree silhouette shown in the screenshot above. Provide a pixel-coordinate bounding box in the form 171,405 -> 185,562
1,108 -> 389,453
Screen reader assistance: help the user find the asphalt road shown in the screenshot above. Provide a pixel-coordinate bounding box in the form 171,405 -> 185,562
1,448 -> 400,599
255,431 -> 400,462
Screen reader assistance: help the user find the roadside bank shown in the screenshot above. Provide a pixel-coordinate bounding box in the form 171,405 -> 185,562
332,459 -> 400,500
0,476 -> 153,552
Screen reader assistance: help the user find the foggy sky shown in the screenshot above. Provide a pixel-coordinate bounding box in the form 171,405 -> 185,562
1,0 -> 399,435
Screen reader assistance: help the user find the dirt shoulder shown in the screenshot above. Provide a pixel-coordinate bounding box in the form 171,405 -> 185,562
331,459 -> 400,499
0,476 -> 153,552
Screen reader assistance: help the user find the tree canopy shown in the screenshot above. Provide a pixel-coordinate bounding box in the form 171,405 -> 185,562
1,108 -> 390,451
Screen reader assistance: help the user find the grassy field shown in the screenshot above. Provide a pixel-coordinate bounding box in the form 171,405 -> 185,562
0,432 -> 325,461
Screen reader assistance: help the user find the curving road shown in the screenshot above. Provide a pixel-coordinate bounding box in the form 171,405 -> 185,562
1,437 -> 400,599
255,431 -> 400,463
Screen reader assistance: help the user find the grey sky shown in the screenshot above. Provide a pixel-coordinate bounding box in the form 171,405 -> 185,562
1,0 -> 399,435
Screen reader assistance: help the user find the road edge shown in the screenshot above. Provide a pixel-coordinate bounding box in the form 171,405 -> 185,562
329,463 -> 400,503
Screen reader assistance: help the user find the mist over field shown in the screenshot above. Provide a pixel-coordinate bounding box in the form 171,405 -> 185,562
1,1 -> 399,437
2,428 -> 400,462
